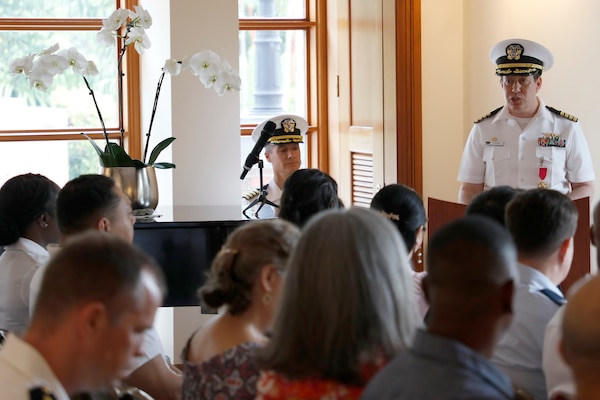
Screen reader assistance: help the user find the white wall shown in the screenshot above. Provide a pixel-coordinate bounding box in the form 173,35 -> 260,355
141,0 -> 241,207
140,0 -> 239,361
422,0 -> 600,208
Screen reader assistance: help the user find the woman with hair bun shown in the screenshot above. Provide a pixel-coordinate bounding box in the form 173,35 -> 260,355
0,173 -> 61,335
370,184 -> 429,318
181,218 -> 300,400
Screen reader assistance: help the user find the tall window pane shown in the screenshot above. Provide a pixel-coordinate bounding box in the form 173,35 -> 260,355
239,29 -> 307,125
0,30 -> 118,131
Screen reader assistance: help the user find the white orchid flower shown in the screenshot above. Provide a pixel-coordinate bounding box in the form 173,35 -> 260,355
39,43 -> 59,55
82,60 -> 99,77
9,54 -> 34,76
214,67 -> 242,95
28,69 -> 54,92
125,26 -> 151,54
163,59 -> 182,76
188,50 -> 221,77
198,67 -> 220,89
36,54 -> 69,75
131,5 -> 152,29
96,28 -> 115,47
57,47 -> 88,74
102,8 -> 129,31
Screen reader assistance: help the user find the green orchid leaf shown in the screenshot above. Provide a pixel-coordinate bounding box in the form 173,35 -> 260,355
80,133 -> 106,160
105,143 -> 136,167
152,162 -> 176,169
132,159 -> 147,169
148,137 -> 176,165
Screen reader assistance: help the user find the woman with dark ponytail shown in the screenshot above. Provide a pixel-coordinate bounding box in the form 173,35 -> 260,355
181,219 -> 300,400
0,173 -> 60,335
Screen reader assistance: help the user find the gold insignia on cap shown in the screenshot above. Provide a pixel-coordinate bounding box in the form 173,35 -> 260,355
506,43 -> 524,60
281,118 -> 297,133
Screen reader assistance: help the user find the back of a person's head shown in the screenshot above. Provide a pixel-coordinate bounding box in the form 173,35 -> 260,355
465,185 -> 521,227
370,183 -> 427,251
426,215 -> 516,324
562,275 -> 600,369
199,219 -> 300,315
57,174 -> 119,236
505,189 -> 578,258
278,168 -> 342,227
32,231 -> 165,327
260,207 -> 420,385
0,173 -> 60,246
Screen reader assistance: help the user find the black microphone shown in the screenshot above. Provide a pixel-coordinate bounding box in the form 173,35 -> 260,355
240,120 -> 276,180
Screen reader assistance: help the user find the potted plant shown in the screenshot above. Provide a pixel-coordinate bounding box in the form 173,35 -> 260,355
9,5 -> 240,209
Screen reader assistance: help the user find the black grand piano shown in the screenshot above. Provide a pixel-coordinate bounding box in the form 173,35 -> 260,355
133,206 -> 248,307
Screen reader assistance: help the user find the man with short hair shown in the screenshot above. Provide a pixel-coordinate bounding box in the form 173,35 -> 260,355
362,215 -> 517,399
29,174 -> 182,400
243,114 -> 308,217
560,274 -> 600,400
492,188 -> 578,399
0,231 -> 165,399
458,38 -> 594,204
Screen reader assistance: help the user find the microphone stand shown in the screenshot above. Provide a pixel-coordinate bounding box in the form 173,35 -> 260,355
242,159 -> 279,219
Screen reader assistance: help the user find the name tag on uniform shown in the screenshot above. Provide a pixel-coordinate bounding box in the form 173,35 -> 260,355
485,137 -> 504,146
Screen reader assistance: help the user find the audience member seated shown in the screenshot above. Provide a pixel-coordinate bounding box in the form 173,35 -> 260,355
370,183 -> 429,317
542,200 -> 600,400
0,173 -> 60,336
0,231 -> 165,399
181,219 -> 300,400
363,215 -> 517,399
465,185 -> 522,227
560,274 -> 600,400
255,207 -> 421,399
491,189 -> 578,400
29,174 -> 181,400
278,168 -> 343,227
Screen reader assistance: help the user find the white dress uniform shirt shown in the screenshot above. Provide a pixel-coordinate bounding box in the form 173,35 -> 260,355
0,238 -> 50,335
458,99 -> 595,193
28,244 -> 165,374
0,334 -> 69,400
491,262 -> 565,400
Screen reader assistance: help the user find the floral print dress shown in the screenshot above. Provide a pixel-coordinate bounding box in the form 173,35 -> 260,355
181,340 -> 262,400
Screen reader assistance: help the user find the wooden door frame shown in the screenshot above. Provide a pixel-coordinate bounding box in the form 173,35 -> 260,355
396,0 -> 422,193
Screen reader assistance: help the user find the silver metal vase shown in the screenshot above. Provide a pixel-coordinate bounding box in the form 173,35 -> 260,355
100,166 -> 159,210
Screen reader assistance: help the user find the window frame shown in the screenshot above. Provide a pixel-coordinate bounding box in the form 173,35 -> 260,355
0,0 -> 142,160
238,0 -> 328,170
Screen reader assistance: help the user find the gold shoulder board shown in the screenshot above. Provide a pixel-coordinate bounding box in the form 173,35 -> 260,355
475,106 -> 503,123
546,106 -> 578,122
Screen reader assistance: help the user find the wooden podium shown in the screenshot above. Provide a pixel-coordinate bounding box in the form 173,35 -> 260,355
426,197 -> 590,294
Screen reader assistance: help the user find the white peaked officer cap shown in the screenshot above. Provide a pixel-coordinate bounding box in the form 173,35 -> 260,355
489,38 -> 554,76
251,114 -> 309,145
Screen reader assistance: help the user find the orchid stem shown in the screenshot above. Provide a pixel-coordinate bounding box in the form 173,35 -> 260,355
143,70 -> 166,164
82,75 -> 113,159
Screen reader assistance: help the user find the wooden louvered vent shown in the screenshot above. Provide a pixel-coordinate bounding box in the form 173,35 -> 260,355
351,152 -> 374,207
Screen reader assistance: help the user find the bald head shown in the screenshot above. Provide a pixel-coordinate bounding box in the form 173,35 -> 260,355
425,216 -> 516,356
562,275 -> 600,365
427,215 -> 516,291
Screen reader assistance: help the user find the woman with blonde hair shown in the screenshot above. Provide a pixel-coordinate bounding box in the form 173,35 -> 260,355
255,207 -> 420,399
181,219 -> 300,400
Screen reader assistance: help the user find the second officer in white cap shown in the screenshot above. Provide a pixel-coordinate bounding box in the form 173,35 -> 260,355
243,114 -> 308,217
457,38 -> 594,204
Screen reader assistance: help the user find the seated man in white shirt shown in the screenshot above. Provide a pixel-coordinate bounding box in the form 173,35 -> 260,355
0,231 -> 165,399
29,174 -> 182,400
491,188 -> 578,400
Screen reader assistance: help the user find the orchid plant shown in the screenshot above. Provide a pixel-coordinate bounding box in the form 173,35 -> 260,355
9,5 -> 241,170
